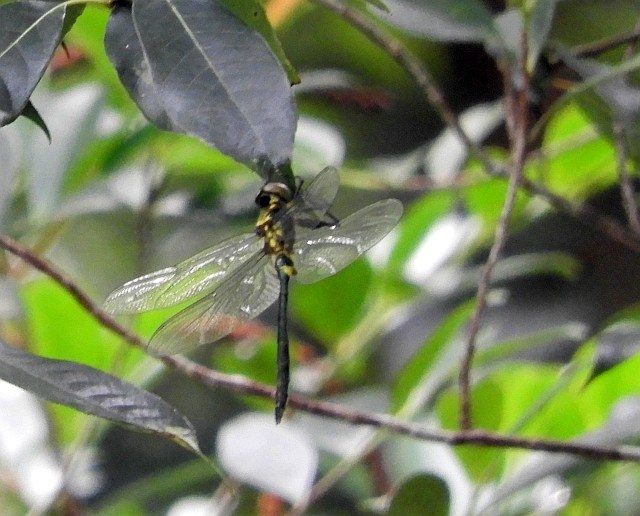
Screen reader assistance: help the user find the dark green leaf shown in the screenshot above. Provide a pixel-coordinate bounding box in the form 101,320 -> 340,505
20,100 -> 50,141
388,474 -> 450,516
129,0 -> 297,169
0,0 -> 66,126
0,340 -> 202,455
104,5 -> 178,133
558,49 -> 640,160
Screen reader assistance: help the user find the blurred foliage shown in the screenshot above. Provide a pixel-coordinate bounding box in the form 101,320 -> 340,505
1,0 -> 640,514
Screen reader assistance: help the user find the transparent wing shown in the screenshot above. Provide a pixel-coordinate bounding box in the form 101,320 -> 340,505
104,233 -> 262,314
286,166 -> 339,227
294,199 -> 403,284
148,254 -> 280,355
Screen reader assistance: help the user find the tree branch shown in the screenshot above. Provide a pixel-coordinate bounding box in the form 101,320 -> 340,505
311,0 -> 640,258
1,232 -> 640,463
458,40 -> 530,429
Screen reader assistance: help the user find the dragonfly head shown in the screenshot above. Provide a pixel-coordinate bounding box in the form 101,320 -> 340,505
255,182 -> 293,209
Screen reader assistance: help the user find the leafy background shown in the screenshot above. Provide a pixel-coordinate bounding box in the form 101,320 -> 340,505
2,0 -> 640,514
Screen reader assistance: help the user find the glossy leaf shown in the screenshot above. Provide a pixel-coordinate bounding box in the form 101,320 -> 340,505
533,103 -> 617,200
0,0 -> 65,126
120,0 -> 296,169
0,340 -> 202,455
558,49 -> 640,159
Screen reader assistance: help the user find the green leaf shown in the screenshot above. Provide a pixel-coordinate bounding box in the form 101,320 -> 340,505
22,278 -> 131,371
558,48 -> 640,160
532,103 -> 617,200
347,0 -> 389,13
437,379 -> 506,480
581,345 -> 640,426
388,474 -> 450,516
291,258 -> 372,345
0,0 -> 66,126
0,340 -> 202,455
392,301 -> 474,414
125,0 -> 297,170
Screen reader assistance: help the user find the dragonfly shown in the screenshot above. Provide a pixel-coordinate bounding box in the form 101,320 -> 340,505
104,167 -> 402,422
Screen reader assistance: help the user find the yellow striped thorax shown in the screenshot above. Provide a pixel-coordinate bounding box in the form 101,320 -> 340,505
254,181 -> 297,277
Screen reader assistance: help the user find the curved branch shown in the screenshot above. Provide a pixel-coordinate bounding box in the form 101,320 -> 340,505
0,232 -> 640,463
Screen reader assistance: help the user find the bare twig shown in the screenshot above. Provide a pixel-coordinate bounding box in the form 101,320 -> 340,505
520,176 -> 640,252
613,122 -> 640,235
1,232 -> 640,463
612,22 -> 640,237
458,43 -> 530,429
311,0 -> 640,258
572,28 -> 640,58
309,0 -> 494,172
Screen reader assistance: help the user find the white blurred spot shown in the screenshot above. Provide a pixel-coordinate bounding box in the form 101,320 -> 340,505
367,227 -> 400,268
426,101 -> 504,184
217,413 -> 318,505
404,212 -> 480,285
292,117 -> 345,174
167,495 -> 226,516
0,380 -> 63,510
532,476 -> 571,512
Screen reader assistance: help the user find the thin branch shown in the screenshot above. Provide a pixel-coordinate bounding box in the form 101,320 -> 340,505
309,0 -> 494,172
612,22 -> 640,237
572,27 -> 640,58
519,175 -> 640,253
311,0 -> 640,258
614,122 -> 640,236
1,232 -> 640,463
458,48 -> 530,429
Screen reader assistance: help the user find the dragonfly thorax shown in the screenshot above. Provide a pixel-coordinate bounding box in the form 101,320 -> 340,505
255,184 -> 297,276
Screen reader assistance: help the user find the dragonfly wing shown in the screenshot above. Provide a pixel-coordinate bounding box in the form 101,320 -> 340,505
148,254 -> 280,355
294,199 -> 403,284
104,233 -> 261,314
289,166 -> 339,226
